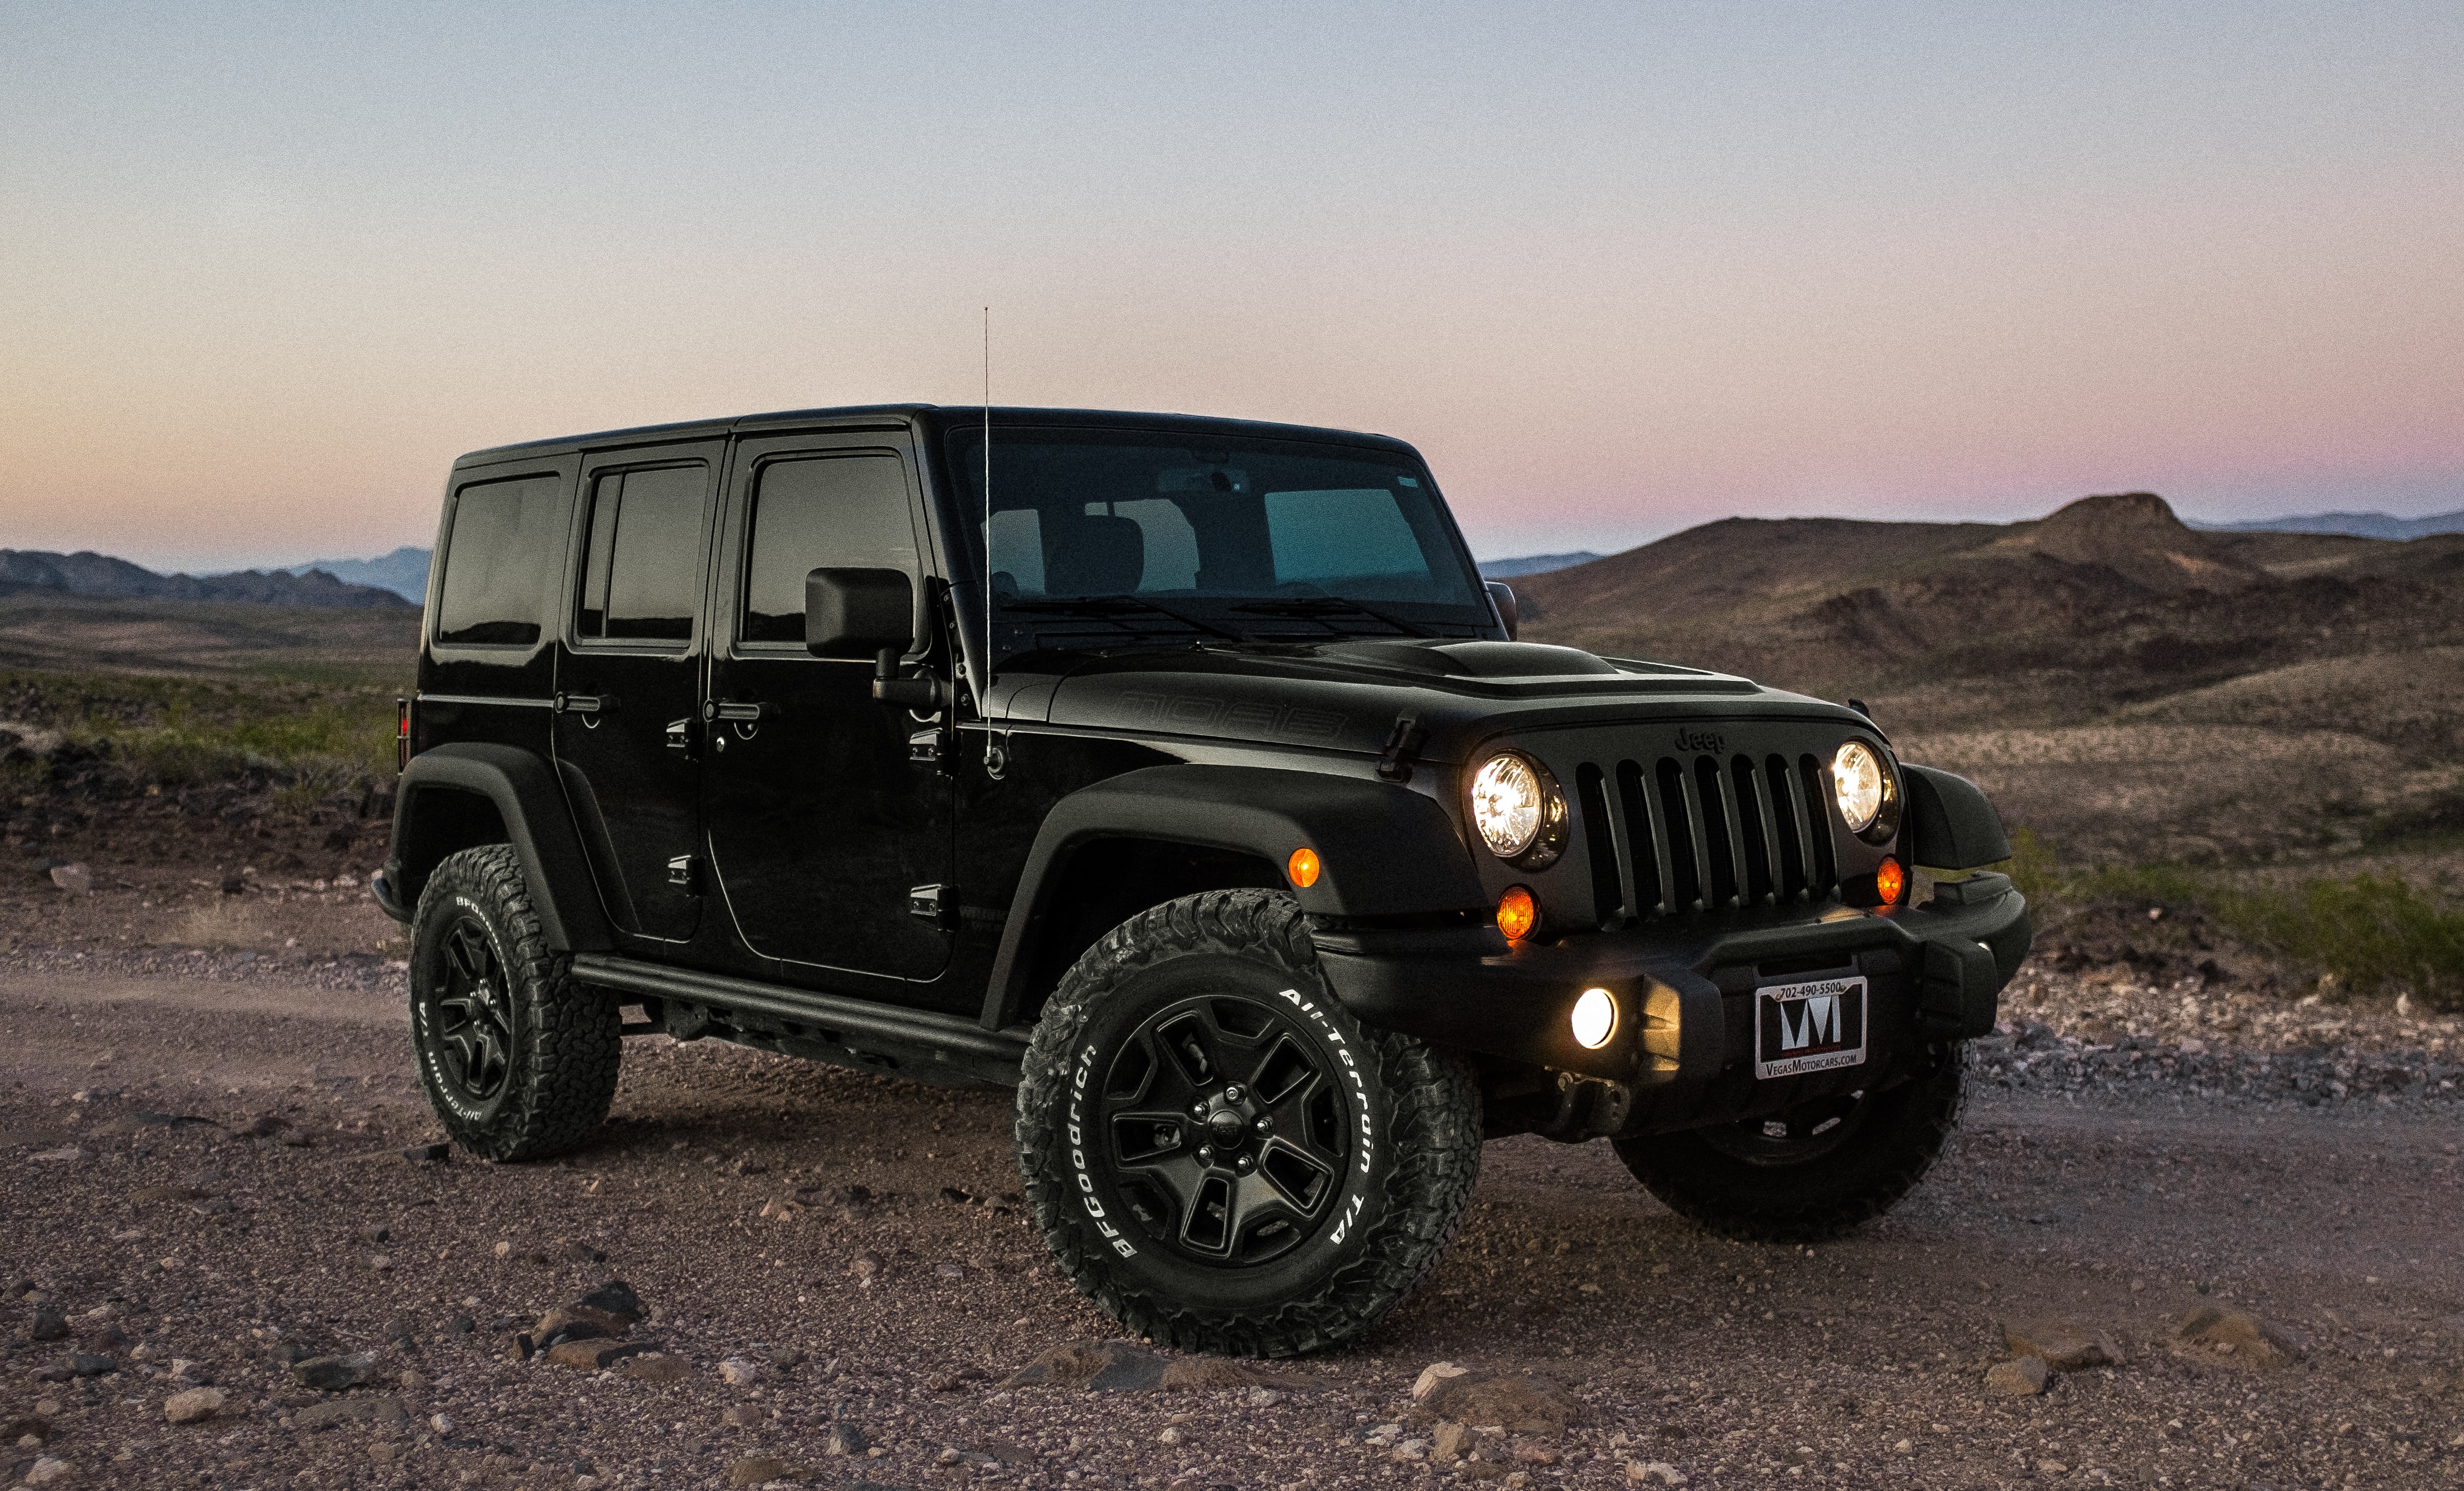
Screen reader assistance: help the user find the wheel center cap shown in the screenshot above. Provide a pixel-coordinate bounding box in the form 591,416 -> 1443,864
1205,1108 -> 1245,1142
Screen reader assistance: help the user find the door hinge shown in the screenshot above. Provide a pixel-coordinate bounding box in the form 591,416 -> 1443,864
908,882 -> 958,929
666,854 -> 702,893
908,726 -> 946,766
664,718 -> 694,756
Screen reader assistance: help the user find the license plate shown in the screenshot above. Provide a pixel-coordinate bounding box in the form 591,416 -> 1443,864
1754,975 -> 1868,1079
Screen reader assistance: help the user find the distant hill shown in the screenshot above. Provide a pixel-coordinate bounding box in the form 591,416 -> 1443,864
278,546 -> 431,602
0,550 -> 414,609
1479,550 -> 1604,579
2186,509 -> 2464,541
1514,492 -> 2464,864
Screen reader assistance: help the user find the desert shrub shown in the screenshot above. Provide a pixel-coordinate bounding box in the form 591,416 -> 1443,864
2,668 -> 400,797
2010,825 -> 2464,1011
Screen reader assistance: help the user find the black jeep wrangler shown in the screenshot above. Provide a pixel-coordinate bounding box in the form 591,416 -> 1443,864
377,404 -> 2028,1357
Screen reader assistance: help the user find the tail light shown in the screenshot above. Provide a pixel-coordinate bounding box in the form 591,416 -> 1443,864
396,696 -> 412,772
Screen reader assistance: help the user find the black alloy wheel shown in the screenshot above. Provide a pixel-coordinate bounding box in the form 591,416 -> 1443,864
428,915 -> 514,1104
1099,992 -> 1352,1266
409,845 -> 621,1162
1016,889 -> 1482,1357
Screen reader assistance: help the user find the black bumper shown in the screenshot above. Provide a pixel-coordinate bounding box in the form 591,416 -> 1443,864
1310,874 -> 2029,1112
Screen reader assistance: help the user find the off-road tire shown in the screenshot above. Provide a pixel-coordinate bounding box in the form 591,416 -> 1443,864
1612,1044 -> 1966,1243
1015,889 -> 1481,1357
409,845 -> 619,1162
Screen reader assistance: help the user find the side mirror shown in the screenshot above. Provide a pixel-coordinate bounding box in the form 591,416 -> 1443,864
805,568 -> 914,659
1484,581 -> 1520,640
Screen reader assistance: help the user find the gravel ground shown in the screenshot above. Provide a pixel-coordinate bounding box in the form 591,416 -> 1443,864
4,938 -> 2462,1491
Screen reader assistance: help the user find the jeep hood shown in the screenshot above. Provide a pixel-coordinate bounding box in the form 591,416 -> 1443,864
989,638 -> 1872,761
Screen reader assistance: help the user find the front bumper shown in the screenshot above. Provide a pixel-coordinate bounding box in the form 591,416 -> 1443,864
1311,874 -> 2029,1127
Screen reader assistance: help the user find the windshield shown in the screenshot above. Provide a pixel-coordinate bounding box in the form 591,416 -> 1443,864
949,427 -> 1491,653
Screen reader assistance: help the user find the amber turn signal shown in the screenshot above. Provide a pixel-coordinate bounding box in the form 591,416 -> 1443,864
1496,885 -> 1538,941
1875,856 -> 1906,905
1287,847 -> 1322,889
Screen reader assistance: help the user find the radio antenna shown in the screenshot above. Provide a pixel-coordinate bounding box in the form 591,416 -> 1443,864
982,306 -> 993,704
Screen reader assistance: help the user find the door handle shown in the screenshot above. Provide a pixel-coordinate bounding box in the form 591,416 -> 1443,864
554,693 -> 615,715
703,700 -> 771,723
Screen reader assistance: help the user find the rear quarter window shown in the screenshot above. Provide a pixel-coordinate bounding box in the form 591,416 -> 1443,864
435,474 -> 564,647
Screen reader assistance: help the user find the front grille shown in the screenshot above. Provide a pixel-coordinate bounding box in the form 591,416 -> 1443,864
1575,752 -> 1838,922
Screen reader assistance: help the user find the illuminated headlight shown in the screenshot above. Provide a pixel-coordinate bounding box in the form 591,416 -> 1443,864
1831,741 -> 1893,836
1469,752 -> 1565,864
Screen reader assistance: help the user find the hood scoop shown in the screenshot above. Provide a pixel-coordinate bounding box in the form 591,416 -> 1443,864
1315,639 -> 1622,680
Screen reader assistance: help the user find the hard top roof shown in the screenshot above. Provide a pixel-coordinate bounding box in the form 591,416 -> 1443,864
452,404 -> 1418,468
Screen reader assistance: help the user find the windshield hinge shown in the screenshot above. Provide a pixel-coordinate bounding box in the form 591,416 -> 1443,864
1375,714 -> 1427,784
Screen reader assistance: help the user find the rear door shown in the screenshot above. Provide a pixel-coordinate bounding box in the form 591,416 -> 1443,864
552,443 -> 723,945
703,430 -> 956,991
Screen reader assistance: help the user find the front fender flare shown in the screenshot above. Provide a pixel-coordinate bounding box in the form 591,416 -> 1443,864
384,742 -> 613,953
981,764 -> 1486,1029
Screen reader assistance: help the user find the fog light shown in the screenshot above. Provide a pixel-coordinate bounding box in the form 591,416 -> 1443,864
1875,856 -> 1905,904
1496,886 -> 1537,941
1571,987 -> 1618,1049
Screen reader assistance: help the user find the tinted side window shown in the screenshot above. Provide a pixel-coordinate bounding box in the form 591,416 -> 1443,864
436,474 -> 562,647
576,465 -> 710,643
742,454 -> 919,644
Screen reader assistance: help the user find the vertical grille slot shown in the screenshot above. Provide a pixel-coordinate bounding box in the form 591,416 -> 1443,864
1693,755 -> 1742,910
1732,754 -> 1780,905
1656,758 -> 1706,913
1575,764 -> 1627,926
1767,754 -> 1812,900
1798,752 -> 1839,891
1616,760 -> 1669,917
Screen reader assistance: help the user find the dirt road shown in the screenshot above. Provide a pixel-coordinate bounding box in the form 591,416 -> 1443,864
4,954 -> 2461,1490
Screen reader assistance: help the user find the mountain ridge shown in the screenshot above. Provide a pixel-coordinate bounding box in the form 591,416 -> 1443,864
0,550 -> 414,609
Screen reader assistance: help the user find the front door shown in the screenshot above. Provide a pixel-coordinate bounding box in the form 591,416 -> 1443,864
552,445 -> 722,944
704,433 -> 955,989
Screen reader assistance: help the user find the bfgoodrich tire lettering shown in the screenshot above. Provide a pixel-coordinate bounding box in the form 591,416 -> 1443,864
1015,889 -> 1480,1357
409,844 -> 619,1162
1611,1044 -> 1966,1243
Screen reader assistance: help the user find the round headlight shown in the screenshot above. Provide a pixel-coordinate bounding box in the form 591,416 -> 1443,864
1831,741 -> 1888,834
1469,752 -> 1546,859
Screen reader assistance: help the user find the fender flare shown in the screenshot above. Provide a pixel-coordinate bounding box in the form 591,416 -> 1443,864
384,742 -> 613,952
1902,763 -> 2014,872
980,763 -> 1487,1029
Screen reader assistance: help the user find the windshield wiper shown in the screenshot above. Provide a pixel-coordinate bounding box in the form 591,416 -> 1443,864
1000,595 -> 1249,643
1229,596 -> 1432,638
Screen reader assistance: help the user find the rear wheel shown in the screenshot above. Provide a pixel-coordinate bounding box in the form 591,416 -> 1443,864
1612,1045 -> 1966,1242
1015,889 -> 1480,1357
409,845 -> 619,1161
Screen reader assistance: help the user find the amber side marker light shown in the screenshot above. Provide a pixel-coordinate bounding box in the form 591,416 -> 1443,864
1876,856 -> 1906,905
1496,886 -> 1538,941
1287,847 -> 1322,889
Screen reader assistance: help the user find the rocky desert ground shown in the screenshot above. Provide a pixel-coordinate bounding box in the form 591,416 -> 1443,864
5,840 -> 2462,1491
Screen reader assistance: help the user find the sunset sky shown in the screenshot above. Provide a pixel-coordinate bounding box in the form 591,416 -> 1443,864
4,2 -> 2460,573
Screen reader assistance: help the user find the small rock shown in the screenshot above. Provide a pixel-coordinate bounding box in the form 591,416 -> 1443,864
1432,1421 -> 1473,1461
618,1353 -> 690,1384
4,1416 -> 49,1444
573,1280 -> 643,1324
25,1455 -> 73,1485
361,1226 -> 391,1245
726,1456 -> 802,1486
546,1339 -> 644,1371
400,1143 -> 450,1164
291,1353 -> 375,1391
367,1254 -> 392,1273
444,1315 -> 475,1335
164,1387 -> 226,1424
1627,1461 -> 1688,1486
63,1353 -> 118,1378
2000,1317 -> 2121,1371
29,1305 -> 69,1342
719,1357 -> 765,1387
1412,1360 -> 1472,1400
1416,1368 -> 1587,1438
49,863 -> 92,894
1984,1356 -> 2051,1396
850,1252 -> 883,1282
1247,1386 -> 1286,1408
824,1422 -> 869,1456
722,1405 -> 766,1428
1158,1426 -> 1183,1446
1391,1438 -> 1430,1462
2176,1307 -> 2307,1368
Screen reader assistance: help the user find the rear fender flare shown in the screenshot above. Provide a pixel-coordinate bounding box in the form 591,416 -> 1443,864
386,742 -> 613,952
979,764 -> 1486,1029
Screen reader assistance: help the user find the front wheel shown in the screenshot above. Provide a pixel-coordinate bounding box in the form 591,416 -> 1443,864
1612,1045 -> 1966,1243
1014,889 -> 1481,1357
409,845 -> 619,1161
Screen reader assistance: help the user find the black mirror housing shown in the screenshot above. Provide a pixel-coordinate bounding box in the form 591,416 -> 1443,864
806,568 -> 914,659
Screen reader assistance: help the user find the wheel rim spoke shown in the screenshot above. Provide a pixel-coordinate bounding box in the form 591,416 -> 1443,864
426,914 -> 512,1103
